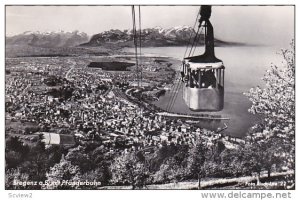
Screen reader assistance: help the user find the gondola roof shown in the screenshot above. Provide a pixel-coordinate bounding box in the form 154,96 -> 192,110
184,53 -> 222,63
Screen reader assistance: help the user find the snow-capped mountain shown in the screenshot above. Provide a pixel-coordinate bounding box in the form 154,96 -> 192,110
82,26 -> 230,47
6,31 -> 89,48
6,26 -> 236,49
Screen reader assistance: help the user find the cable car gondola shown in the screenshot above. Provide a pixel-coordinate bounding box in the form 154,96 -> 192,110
182,5 -> 225,111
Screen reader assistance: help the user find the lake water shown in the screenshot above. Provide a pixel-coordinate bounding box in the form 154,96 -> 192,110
125,46 -> 284,137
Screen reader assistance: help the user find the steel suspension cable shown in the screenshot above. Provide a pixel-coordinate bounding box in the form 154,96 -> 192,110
166,73 -> 181,112
139,6 -> 142,87
132,6 -> 139,87
165,72 -> 179,110
183,8 -> 201,59
167,9 -> 201,112
167,72 -> 181,112
168,10 -> 204,112
191,27 -> 204,56
188,25 -> 201,58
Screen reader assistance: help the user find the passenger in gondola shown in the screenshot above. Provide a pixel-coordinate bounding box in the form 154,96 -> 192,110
201,69 -> 216,88
194,70 -> 200,88
184,73 -> 190,86
190,70 -> 200,88
190,70 -> 195,88
180,71 -> 185,82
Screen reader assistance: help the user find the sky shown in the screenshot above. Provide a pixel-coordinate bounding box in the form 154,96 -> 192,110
6,5 -> 294,46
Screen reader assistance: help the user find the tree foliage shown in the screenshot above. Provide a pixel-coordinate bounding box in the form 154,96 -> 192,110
245,41 -> 294,137
5,136 -> 29,169
5,168 -> 30,189
110,152 -> 149,189
44,155 -> 81,189
245,41 -> 295,172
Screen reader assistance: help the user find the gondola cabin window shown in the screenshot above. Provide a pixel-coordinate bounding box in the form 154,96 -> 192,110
183,62 -> 224,88
185,67 -> 224,89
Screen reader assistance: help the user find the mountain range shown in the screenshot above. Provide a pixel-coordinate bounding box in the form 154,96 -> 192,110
82,26 -> 234,47
6,31 -> 89,48
6,26 -> 239,48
